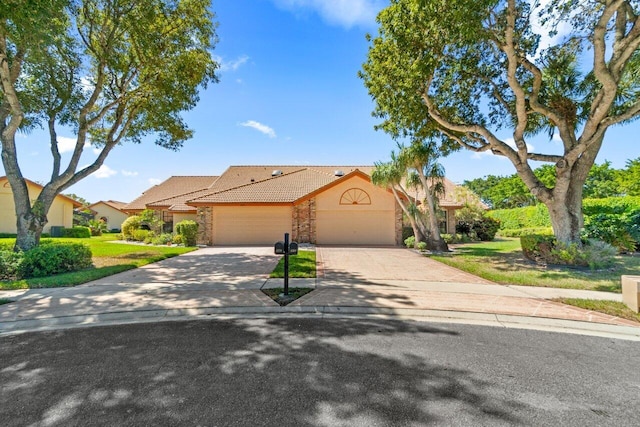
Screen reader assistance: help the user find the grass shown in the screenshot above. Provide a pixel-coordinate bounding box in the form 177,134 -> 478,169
262,287 -> 314,306
554,298 -> 640,324
0,298 -> 12,305
0,234 -> 197,290
270,250 -> 316,278
431,238 -> 640,292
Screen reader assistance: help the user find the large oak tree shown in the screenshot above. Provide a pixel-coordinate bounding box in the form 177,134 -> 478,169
361,0 -> 640,245
1,0 -> 219,251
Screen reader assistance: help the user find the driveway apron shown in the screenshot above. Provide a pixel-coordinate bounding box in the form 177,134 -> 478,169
0,247 -> 280,325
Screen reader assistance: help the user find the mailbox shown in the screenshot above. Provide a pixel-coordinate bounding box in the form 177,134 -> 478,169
274,241 -> 286,255
288,242 -> 299,255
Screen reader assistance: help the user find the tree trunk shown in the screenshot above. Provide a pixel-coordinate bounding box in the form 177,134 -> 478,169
545,163 -> 588,246
15,211 -> 47,252
416,171 -> 449,252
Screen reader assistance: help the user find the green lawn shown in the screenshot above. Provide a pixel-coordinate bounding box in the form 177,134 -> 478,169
0,298 -> 12,305
431,238 -> 640,292
270,250 -> 316,278
0,234 -> 196,290
554,298 -> 640,323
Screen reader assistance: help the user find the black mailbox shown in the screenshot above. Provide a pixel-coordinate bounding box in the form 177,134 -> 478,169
274,241 -> 286,255
288,242 -> 299,255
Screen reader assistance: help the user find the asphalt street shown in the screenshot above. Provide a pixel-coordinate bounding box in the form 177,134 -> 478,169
1,318 -> 639,426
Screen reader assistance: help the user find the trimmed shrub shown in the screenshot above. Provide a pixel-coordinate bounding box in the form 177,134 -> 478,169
0,250 -> 24,281
416,241 -> 427,251
176,220 -> 198,247
498,227 -> 553,237
473,216 -> 501,241
582,196 -> 640,252
151,233 -> 174,245
19,243 -> 92,278
122,216 -> 141,240
488,204 -> 551,230
520,234 -> 616,269
402,227 -> 414,241
172,234 -> 183,245
61,227 -> 91,238
133,229 -> 151,242
404,236 -> 416,248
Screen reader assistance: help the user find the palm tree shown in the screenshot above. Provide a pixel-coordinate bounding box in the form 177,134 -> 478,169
371,153 -> 427,247
399,140 -> 449,252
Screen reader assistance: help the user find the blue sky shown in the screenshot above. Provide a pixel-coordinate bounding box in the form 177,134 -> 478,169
4,0 -> 640,203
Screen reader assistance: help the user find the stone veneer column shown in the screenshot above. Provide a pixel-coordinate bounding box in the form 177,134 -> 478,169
196,207 -> 212,246
395,202 -> 403,246
292,199 -> 317,244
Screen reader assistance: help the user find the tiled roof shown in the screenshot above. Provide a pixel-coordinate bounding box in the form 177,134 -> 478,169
89,200 -> 128,212
186,166 -> 374,205
123,176 -> 218,212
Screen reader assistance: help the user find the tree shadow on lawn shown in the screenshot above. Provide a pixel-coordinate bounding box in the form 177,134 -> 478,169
0,318 -> 531,426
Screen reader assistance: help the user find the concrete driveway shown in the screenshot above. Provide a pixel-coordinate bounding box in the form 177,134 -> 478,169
316,246 -> 495,284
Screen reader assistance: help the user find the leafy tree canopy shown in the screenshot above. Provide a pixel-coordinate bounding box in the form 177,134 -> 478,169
0,0 -> 219,250
361,0 -> 640,245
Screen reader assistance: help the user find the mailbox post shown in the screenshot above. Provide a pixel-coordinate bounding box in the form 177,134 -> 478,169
274,232 -> 298,296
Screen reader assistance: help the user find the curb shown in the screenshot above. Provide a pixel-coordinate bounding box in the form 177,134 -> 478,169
2,305 -> 639,341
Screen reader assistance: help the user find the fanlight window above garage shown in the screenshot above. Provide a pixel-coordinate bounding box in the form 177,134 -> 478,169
339,188 -> 371,205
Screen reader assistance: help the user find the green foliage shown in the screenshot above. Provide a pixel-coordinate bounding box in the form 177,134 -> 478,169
88,219 -> 107,236
404,236 -> 416,248
1,0 -> 219,251
582,197 -> 640,252
134,229 -> 151,243
172,234 -> 183,245
473,216 -> 501,241
175,220 -> 198,247
151,233 -> 174,245
498,227 -> 554,237
61,227 -> 91,238
521,235 -> 616,269
416,241 -> 427,251
617,158 -> 640,196
139,209 -> 164,234
19,243 -> 93,278
122,216 -> 141,240
488,205 -> 552,230
0,250 -> 24,281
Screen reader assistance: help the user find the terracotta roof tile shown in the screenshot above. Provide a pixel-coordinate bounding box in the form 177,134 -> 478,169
123,176 -> 218,212
89,200 -> 128,212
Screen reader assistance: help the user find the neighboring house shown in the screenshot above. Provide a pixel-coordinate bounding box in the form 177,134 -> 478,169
0,176 -> 82,234
87,200 -> 129,231
123,176 -> 220,232
125,166 -> 470,246
407,178 -> 469,235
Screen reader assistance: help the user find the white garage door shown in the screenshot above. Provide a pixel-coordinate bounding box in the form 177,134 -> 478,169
316,209 -> 396,245
213,206 -> 292,245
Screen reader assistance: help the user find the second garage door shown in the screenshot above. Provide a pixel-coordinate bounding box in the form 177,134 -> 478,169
316,209 -> 396,245
212,206 -> 292,245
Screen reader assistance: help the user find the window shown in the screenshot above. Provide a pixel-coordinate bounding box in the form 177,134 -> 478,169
339,188 -> 371,205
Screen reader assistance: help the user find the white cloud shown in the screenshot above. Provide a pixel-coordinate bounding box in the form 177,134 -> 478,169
57,136 -> 91,154
529,0 -> 572,55
214,55 -> 250,72
240,120 -> 277,138
148,178 -> 162,186
121,170 -> 139,177
272,0 -> 385,29
92,165 -> 117,179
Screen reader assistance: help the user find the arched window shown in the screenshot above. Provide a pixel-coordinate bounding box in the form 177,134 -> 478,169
339,188 -> 371,205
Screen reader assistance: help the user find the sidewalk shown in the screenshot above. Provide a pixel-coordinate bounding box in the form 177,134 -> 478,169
0,247 -> 638,340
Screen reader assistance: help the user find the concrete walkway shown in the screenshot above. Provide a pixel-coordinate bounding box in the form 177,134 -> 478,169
0,246 -> 638,340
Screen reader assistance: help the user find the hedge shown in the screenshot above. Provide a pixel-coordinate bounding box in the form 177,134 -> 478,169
19,242 -> 93,278
61,226 -> 91,238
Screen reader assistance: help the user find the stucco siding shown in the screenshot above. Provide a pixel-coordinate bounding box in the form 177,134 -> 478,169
315,176 -> 397,245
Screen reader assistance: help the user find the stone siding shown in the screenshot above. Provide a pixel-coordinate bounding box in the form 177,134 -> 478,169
395,201 -> 404,246
292,198 -> 316,244
196,207 -> 212,246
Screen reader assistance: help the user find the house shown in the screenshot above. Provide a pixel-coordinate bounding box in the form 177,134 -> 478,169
0,176 -> 82,234
123,176 -> 220,232
87,200 -> 129,232
125,166 -> 468,246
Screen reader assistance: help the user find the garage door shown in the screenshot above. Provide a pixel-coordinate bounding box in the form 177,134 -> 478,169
316,209 -> 395,245
213,206 -> 292,245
